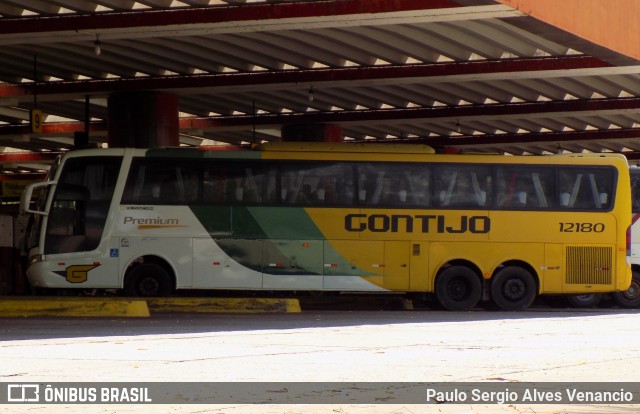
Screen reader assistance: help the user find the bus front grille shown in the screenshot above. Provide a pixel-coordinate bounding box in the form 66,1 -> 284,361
565,246 -> 612,285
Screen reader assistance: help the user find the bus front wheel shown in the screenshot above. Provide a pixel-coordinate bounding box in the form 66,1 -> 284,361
491,266 -> 536,311
124,263 -> 173,297
612,271 -> 640,308
435,266 -> 482,311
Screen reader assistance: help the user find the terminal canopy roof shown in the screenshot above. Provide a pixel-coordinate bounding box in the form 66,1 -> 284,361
1,0 -> 640,174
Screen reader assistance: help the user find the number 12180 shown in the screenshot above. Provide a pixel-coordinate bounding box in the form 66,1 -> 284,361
559,222 -> 605,232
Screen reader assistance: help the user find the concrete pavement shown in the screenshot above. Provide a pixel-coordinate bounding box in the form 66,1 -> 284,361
1,309 -> 640,413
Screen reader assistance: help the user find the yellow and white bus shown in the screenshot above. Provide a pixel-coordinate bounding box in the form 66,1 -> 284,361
20,143 -> 632,311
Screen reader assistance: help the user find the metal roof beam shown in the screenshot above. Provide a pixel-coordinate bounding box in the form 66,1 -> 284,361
0,4 -> 23,16
0,151 -> 59,163
2,96 -> 640,138
412,128 -> 640,147
2,0 -> 60,16
0,56 -> 613,101
175,97 -> 640,129
0,1 -> 517,46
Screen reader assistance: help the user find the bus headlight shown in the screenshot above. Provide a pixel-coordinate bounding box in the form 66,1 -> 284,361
29,254 -> 44,265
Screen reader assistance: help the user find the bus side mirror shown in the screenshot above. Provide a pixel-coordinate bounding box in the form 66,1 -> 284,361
20,181 -> 56,216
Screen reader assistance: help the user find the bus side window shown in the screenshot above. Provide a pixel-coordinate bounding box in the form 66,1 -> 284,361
355,164 -> 382,206
329,164 -> 353,205
122,161 -> 177,204
435,165 -> 489,208
496,167 -> 553,209
234,164 -> 276,204
280,162 -> 349,206
587,173 -> 609,209
530,172 -> 551,208
202,171 -> 216,203
178,167 -> 200,204
202,164 -> 237,204
357,163 -> 412,207
403,168 -> 430,207
357,172 -> 369,204
631,169 -> 640,213
558,167 -> 613,210
281,168 -> 306,204
158,176 -> 179,203
361,163 -> 430,207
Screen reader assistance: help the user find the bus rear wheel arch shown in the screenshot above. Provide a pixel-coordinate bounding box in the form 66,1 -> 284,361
612,270 -> 640,308
490,265 -> 537,311
124,258 -> 175,297
434,265 -> 482,311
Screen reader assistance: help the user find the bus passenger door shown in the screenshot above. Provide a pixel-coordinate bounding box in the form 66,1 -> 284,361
384,241 -> 410,290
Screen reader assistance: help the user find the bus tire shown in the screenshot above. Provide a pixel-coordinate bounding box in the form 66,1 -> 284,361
612,271 -> 640,308
124,263 -> 173,297
435,266 -> 482,311
491,266 -> 536,311
566,293 -> 603,308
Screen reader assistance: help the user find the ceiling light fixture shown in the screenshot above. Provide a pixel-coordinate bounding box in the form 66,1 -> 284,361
308,86 -> 314,102
94,35 -> 102,56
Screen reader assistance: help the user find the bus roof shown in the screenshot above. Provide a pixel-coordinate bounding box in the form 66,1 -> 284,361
58,145 -> 629,167
253,141 -> 436,154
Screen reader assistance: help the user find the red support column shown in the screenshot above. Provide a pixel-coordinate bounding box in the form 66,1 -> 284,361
107,91 -> 179,148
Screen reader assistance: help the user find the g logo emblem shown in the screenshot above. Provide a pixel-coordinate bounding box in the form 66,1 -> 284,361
65,264 -> 100,283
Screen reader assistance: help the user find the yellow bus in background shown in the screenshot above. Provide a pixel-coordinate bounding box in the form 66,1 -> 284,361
20,143 -> 632,311
567,166 -> 640,308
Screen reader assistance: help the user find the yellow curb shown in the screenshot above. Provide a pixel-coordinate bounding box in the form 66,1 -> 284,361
0,297 -> 150,318
146,297 -> 301,313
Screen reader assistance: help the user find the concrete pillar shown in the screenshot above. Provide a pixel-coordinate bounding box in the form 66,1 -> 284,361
281,123 -> 342,142
107,91 -> 179,148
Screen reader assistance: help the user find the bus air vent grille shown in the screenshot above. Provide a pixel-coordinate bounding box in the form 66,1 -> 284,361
565,246 -> 612,285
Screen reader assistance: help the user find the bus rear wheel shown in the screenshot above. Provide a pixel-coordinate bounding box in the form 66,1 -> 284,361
124,263 -> 173,297
435,266 -> 482,311
491,266 -> 536,311
612,271 -> 640,308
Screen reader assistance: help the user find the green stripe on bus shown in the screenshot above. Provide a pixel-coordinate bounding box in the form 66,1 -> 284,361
189,206 -> 326,239
189,205 -> 368,276
245,207 -> 324,239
